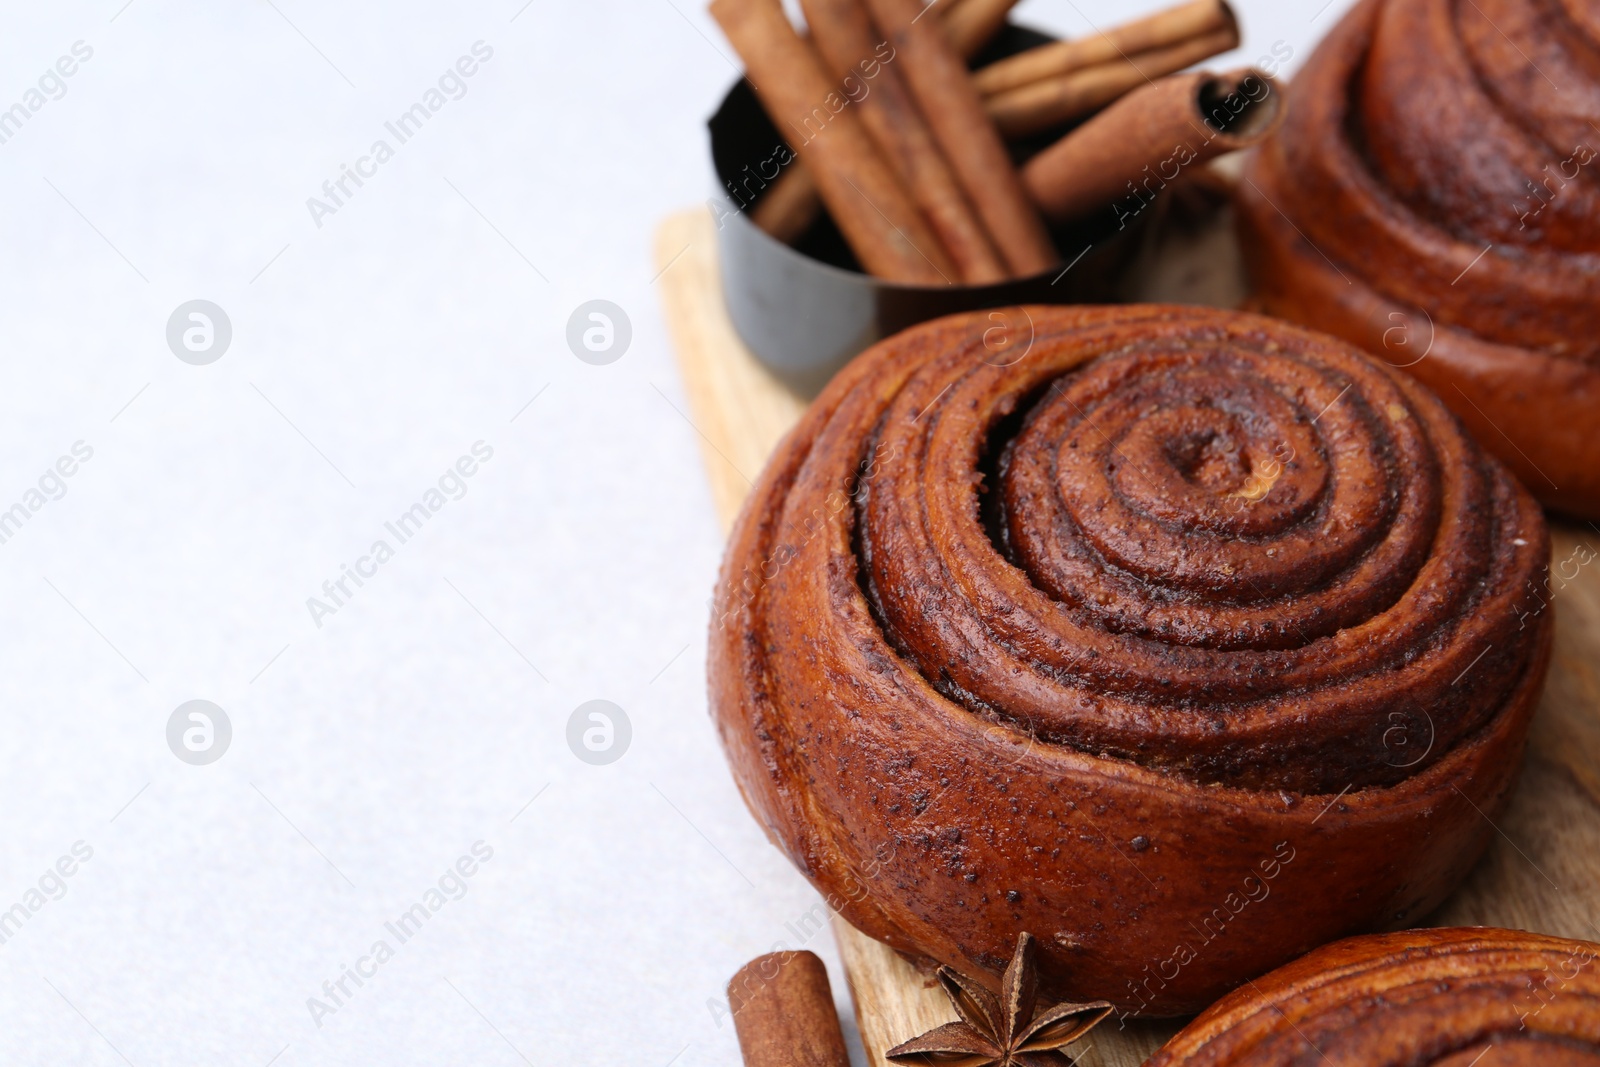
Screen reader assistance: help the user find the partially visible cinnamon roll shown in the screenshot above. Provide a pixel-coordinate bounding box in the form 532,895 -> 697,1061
1237,0 -> 1600,518
1149,927 -> 1600,1065
708,305 -> 1552,1015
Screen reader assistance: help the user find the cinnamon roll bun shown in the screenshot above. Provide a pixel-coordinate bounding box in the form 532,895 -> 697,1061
708,305 -> 1551,1014
1149,927 -> 1600,1065
1236,0 -> 1600,518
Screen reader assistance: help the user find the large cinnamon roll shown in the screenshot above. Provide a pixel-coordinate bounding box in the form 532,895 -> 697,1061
708,305 -> 1551,1015
1236,0 -> 1600,518
1149,927 -> 1600,1065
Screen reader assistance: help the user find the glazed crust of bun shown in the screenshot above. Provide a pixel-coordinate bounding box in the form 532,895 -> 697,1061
1148,927 -> 1600,1065
708,306 -> 1551,1015
1236,0 -> 1600,518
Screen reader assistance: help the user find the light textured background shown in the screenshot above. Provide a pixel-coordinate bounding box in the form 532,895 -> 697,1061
0,1 -> 1356,1063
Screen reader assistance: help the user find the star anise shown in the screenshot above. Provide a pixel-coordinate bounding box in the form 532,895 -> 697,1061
886,932 -> 1113,1067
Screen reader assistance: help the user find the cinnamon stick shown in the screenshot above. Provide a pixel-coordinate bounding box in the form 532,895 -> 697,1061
1022,67 -> 1283,223
802,0 -> 1006,282
711,0 -> 953,283
973,0 -> 1237,96
943,0 -> 1024,57
727,951 -> 851,1067
986,25 -> 1241,138
749,163 -> 822,243
863,0 -> 1059,275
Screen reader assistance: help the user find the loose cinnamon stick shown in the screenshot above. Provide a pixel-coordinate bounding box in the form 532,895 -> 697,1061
727,951 -> 851,1067
863,0 -> 1059,275
711,0 -> 954,283
973,0 -> 1237,96
803,0 -> 1006,282
986,25 -> 1240,138
1022,67 -> 1283,222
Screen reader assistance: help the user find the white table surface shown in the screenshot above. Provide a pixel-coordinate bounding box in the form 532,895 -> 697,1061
0,1 -> 1355,1062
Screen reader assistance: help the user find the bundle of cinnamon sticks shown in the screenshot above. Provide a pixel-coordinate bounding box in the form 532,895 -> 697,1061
711,0 -> 1261,285
712,0 -> 1056,285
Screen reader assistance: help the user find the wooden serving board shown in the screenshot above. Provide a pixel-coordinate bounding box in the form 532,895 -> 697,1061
655,207 -> 1600,1067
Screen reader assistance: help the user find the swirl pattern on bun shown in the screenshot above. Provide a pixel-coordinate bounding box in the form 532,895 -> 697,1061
709,306 -> 1551,1014
1148,927 -> 1600,1065
1236,0 -> 1600,517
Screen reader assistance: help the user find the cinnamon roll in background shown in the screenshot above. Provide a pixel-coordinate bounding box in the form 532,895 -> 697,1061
1148,927 -> 1600,1065
708,305 -> 1551,1015
1236,0 -> 1600,519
